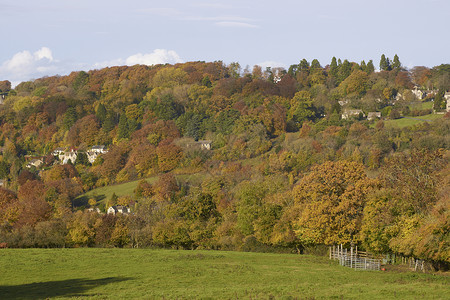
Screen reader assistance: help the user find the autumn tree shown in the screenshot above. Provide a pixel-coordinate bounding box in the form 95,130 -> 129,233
0,187 -> 19,225
291,161 -> 377,246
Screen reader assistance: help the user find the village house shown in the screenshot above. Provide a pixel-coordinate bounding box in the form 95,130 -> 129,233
26,158 -> 44,169
90,145 -> 108,154
52,146 -> 107,165
186,140 -> 212,150
87,207 -> 101,213
341,109 -> 365,120
86,145 -> 108,163
444,92 -> 450,112
198,140 -> 212,150
0,93 -> 6,105
52,147 -> 66,157
411,86 -> 424,99
60,149 -> 78,164
86,151 -> 99,164
367,112 -> 382,121
0,179 -> 5,187
107,205 -> 130,215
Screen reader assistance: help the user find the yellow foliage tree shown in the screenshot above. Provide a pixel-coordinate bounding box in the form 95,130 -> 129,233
291,161 -> 377,246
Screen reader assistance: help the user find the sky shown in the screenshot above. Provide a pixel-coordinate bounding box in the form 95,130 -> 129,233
1,0 -> 449,86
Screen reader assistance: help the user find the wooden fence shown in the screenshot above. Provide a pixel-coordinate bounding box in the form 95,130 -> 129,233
330,245 -> 381,271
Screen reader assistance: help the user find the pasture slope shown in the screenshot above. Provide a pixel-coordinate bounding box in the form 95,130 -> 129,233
0,248 -> 448,299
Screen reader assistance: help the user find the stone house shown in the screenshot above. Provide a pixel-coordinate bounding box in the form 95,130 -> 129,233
107,205 -> 130,215
60,149 -> 78,164
367,112 -> 382,121
341,109 -> 365,120
198,140 -> 212,150
90,145 -> 108,154
26,158 -> 44,169
445,92 -> 450,112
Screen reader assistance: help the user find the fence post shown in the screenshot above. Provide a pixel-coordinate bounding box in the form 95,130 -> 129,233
365,258 -> 367,270
329,246 -> 332,259
350,246 -> 353,269
333,245 -> 335,259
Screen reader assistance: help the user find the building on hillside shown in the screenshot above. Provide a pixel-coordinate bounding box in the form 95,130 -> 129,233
26,158 -> 44,169
52,147 -> 66,157
198,140 -> 212,150
107,205 -> 130,215
411,86 -> 424,100
60,149 -> 78,164
0,179 -> 5,187
90,145 -> 108,154
367,112 -> 382,121
0,93 -> 6,104
87,207 -> 101,213
445,92 -> 450,112
186,140 -> 212,150
86,151 -> 99,164
341,109 -> 365,120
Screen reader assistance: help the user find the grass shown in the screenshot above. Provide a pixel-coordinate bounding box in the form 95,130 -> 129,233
409,101 -> 433,111
0,249 -> 448,299
74,173 -> 211,208
383,113 -> 444,128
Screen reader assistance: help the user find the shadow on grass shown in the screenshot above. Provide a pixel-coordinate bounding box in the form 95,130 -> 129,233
0,276 -> 132,299
73,194 -> 106,208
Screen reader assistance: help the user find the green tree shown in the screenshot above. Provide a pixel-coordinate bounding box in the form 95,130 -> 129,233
117,114 -> 129,139
392,54 -> 401,70
380,54 -> 391,71
330,57 -> 338,79
366,60 -> 375,73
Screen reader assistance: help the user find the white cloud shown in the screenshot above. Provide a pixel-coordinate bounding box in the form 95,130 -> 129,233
215,21 -> 258,28
93,49 -> 184,69
126,49 -> 183,65
0,47 -> 184,87
0,47 -> 60,86
34,47 -> 53,61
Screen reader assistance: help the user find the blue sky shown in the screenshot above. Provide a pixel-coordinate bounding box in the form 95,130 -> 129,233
1,0 -> 449,86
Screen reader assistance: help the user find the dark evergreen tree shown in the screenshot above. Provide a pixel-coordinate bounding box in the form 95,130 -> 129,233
298,59 -> 310,72
380,54 -> 391,71
310,59 -> 321,70
392,54 -> 401,70
63,107 -> 77,130
75,152 -> 90,166
366,60 -> 375,74
117,114 -> 129,139
330,57 -> 338,79
360,60 -> 367,72
338,59 -> 352,82
96,103 -> 107,123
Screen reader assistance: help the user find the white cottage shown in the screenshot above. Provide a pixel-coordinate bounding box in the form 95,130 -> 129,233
107,205 -> 130,215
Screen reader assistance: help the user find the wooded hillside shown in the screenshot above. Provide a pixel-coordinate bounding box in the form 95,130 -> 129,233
0,57 -> 448,267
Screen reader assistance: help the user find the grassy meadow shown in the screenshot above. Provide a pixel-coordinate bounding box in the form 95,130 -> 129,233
382,113 -> 444,128
74,173 -> 210,209
0,249 -> 448,299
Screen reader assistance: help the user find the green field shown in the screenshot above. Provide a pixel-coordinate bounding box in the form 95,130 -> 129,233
75,173 -> 210,208
0,249 -> 448,299
383,113 -> 444,128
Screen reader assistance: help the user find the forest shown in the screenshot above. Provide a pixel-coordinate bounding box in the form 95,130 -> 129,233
0,55 -> 448,269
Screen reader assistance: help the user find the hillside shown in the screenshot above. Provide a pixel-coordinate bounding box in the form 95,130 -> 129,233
0,58 -> 448,267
